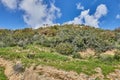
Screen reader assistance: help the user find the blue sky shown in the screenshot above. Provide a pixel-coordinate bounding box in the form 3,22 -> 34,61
0,0 -> 120,30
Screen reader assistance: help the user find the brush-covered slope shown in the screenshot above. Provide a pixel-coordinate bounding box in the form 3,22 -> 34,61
0,24 -> 120,80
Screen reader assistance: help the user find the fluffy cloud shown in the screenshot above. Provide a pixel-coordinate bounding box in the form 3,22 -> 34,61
76,3 -> 84,10
94,4 -> 107,19
1,0 -> 61,28
19,0 -> 61,28
116,14 -> 120,19
65,4 -> 108,28
0,0 -> 18,9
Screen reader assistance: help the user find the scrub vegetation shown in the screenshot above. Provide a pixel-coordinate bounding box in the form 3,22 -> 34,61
0,24 -> 120,79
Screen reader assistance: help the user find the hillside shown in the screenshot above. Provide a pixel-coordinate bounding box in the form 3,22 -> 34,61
0,24 -> 120,80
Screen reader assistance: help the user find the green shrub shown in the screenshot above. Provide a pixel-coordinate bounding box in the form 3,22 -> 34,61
114,50 -> 120,61
72,52 -> 81,59
72,36 -> 85,51
0,25 -> 118,54
98,54 -> 114,63
17,40 -> 27,48
55,42 -> 74,55
0,41 -> 5,47
38,35 -> 52,47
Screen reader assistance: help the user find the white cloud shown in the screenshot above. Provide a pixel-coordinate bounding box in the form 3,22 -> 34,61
76,3 -> 84,10
0,0 -> 18,9
64,4 -> 108,28
19,0 -> 61,29
94,4 -> 107,19
0,0 -> 61,29
116,14 -> 120,19
81,10 -> 99,27
0,1 -> 107,28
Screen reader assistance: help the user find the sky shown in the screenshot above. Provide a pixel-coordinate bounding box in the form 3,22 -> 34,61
0,0 -> 120,30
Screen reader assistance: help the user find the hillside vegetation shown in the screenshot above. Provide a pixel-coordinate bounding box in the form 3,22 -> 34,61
0,24 -> 120,53
0,24 -> 120,80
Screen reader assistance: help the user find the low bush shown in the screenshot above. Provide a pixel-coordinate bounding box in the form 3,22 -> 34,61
0,25 -> 119,55
55,42 -> 74,55
72,52 -> 81,59
114,50 -> 120,61
98,54 -> 114,63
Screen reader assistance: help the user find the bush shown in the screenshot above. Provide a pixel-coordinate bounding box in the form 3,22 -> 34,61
38,35 -> 52,47
0,42 -> 5,47
72,36 -> 85,51
55,42 -> 74,55
72,52 -> 81,59
114,50 -> 120,61
17,40 -> 28,49
98,54 -> 114,63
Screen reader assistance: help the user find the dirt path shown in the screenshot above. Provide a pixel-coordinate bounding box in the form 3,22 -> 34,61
0,58 -> 23,80
0,58 -> 120,80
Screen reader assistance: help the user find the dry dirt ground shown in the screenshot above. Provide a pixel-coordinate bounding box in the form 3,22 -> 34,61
0,58 -> 120,80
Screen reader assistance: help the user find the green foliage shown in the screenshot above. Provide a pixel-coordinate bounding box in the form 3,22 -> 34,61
35,52 -> 68,61
0,67 -> 8,80
0,25 -> 120,77
72,35 -> 85,51
55,42 -> 74,55
98,54 -> 114,63
0,24 -> 119,54
72,52 -> 81,59
0,46 -> 120,76
114,50 -> 120,61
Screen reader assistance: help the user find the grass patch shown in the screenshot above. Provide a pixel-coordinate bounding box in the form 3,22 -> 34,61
34,52 -> 68,61
0,67 -> 8,80
0,46 -> 120,76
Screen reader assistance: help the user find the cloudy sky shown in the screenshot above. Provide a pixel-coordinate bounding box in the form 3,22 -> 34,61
0,0 -> 120,29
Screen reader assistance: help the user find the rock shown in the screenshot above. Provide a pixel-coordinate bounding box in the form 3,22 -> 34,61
0,58 -> 23,80
13,63 -> 24,73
